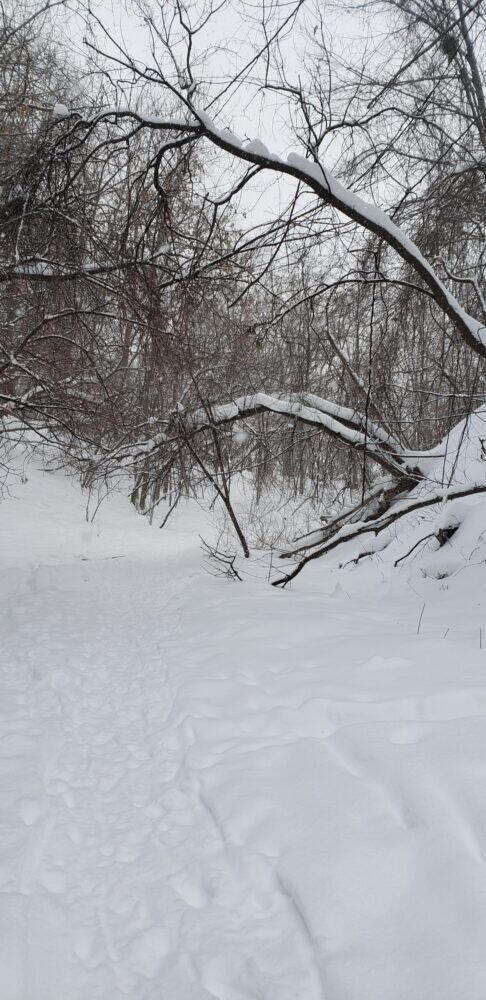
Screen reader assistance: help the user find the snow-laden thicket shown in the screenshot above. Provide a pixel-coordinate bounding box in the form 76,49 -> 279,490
269,405 -> 486,584
2,0 -> 486,567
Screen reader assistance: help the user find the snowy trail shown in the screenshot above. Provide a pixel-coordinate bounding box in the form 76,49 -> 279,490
2,464 -> 486,998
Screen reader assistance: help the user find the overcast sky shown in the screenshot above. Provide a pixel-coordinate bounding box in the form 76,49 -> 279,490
52,0 -> 376,225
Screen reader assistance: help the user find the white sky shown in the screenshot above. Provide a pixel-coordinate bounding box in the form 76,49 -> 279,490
49,0 -> 375,226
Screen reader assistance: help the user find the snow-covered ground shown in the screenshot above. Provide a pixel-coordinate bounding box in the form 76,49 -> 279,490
2,441 -> 486,1000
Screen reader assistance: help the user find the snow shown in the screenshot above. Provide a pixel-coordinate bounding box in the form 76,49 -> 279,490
434,498 -> 467,532
244,138 -> 270,158
297,392 -> 403,451
52,103 -> 69,119
2,439 -> 486,998
219,129 -> 241,147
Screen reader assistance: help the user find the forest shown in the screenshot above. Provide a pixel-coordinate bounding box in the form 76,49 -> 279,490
2,0 -> 485,581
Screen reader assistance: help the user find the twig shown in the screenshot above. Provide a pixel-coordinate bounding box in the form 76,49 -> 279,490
417,602 -> 426,635
394,533 -> 434,566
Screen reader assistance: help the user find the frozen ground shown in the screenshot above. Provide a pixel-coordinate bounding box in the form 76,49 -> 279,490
2,446 -> 486,999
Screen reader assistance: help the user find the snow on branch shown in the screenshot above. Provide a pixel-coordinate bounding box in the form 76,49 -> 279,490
177,392 -> 422,478
95,391 -> 420,479
294,394 -> 403,453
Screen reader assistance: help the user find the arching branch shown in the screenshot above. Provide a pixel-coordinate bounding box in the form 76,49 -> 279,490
174,392 -> 425,479
68,102 -> 486,358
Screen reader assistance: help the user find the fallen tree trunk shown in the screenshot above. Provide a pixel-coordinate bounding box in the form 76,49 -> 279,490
272,483 -> 486,587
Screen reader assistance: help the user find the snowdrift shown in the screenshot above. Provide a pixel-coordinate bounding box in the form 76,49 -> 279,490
279,405 -> 486,586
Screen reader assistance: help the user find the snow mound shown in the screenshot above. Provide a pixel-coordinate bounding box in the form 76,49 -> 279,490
327,406 -> 486,578
418,404 -> 486,486
52,102 -> 69,118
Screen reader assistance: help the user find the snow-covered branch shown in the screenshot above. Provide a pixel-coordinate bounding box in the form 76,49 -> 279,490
69,102 -> 486,358
176,392 -> 423,479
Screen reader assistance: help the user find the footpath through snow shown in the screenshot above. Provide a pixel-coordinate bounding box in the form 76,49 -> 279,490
2,454 -> 486,999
